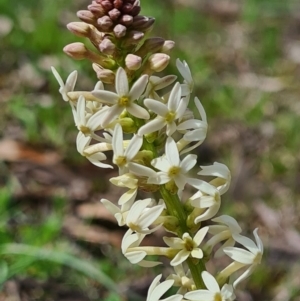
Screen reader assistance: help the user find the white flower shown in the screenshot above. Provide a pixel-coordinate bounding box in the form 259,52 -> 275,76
163,227 -> 209,266
206,215 -> 242,257
76,132 -> 113,169
101,198 -> 128,226
74,95 -> 108,140
85,81 -> 104,118
177,97 -> 208,155
167,264 -> 195,294
187,181 -> 221,223
51,67 -> 77,102
138,83 -> 188,136
184,271 -> 235,301
148,137 -> 197,191
92,67 -> 149,127
125,198 -> 164,234
176,59 -> 194,96
110,173 -> 138,206
144,75 -> 177,100
198,162 -> 231,195
147,274 -> 183,301
112,123 -> 143,175
121,230 -> 161,267
224,229 -> 263,288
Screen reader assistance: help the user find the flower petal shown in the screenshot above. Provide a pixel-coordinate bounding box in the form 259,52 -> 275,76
166,137 -> 180,166
129,74 -> 148,100
116,67 -> 129,96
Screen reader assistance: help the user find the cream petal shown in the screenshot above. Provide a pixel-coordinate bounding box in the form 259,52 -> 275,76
129,74 -> 148,100
127,103 -> 150,120
144,99 -> 168,116
201,271 -> 220,293
116,67 -> 129,96
166,137 -> 180,166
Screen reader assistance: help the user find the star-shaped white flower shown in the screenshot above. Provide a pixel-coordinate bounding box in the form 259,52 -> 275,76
121,230 -> 161,267
224,229 -> 263,288
92,67 -> 149,127
138,83 -> 188,136
147,274 -> 183,301
163,227 -> 209,266
148,137 -> 197,191
198,162 -> 231,195
184,271 -> 235,301
176,59 -> 194,96
76,132 -> 113,169
51,67 -> 77,102
125,198 -> 164,234
177,97 -> 208,155
206,215 -> 242,257
112,123 -> 143,174
74,95 -> 108,140
167,264 -> 195,294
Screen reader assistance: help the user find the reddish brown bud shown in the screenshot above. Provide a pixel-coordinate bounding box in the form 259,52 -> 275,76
101,0 -> 114,11
108,8 -> 121,21
99,38 -> 116,55
113,24 -> 127,38
97,15 -> 114,31
132,16 -> 155,31
121,3 -> 133,14
130,5 -> 141,17
88,3 -> 106,17
119,14 -> 133,26
77,10 -> 97,25
114,0 -> 123,9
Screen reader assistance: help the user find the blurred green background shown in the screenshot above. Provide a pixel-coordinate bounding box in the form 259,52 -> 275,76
1,0 -> 300,300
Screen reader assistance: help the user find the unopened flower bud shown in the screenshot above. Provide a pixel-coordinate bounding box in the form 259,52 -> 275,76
148,53 -> 170,72
87,3 -> 106,18
63,42 -> 88,60
93,64 -> 115,84
119,14 -> 133,26
119,117 -> 137,133
97,15 -> 114,32
114,0 -> 123,9
108,8 -> 121,20
125,54 -> 142,70
161,40 -> 175,53
132,16 -> 155,31
77,10 -> 97,25
135,37 -> 164,57
99,38 -> 116,55
101,0 -> 114,11
122,30 -> 144,47
67,22 -> 91,38
113,24 -> 127,38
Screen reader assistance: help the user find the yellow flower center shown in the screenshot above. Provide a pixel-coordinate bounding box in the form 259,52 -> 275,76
168,166 -> 181,177
165,111 -> 176,123
115,156 -> 127,167
214,293 -> 222,301
79,125 -> 91,135
183,236 -> 195,252
119,96 -> 130,107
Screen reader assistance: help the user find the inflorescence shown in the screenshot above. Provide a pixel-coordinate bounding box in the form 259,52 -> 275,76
52,1 -> 263,300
